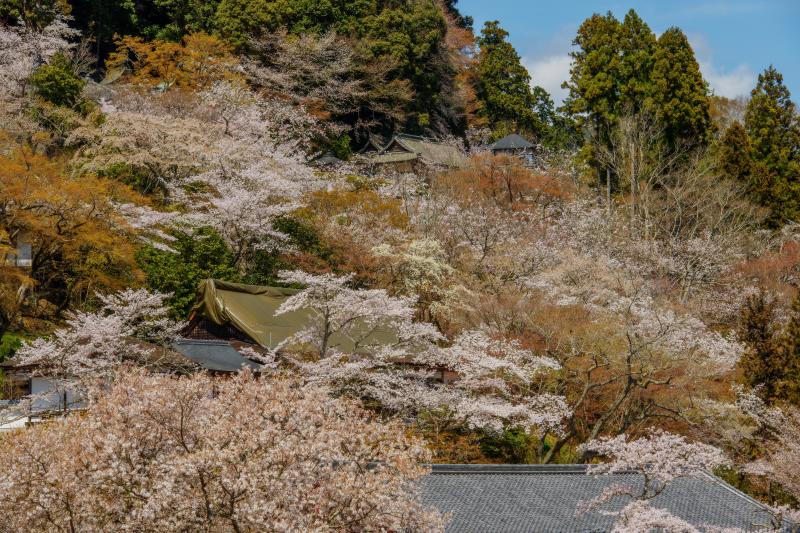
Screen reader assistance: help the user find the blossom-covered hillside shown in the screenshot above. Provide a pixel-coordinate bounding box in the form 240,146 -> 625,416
1,1 -> 800,531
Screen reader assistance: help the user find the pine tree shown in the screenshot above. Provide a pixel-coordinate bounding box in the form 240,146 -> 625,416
739,291 -> 800,405
650,27 -> 712,146
718,121 -> 753,184
562,11 -> 623,194
617,9 -> 656,115
745,66 -> 800,224
474,20 -> 541,138
778,293 -> 800,404
563,11 -> 622,127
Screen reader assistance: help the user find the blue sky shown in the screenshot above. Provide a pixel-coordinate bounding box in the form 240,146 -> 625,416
458,0 -> 799,104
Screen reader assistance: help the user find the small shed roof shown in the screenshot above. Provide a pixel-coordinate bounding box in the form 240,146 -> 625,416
489,133 -> 535,151
421,464 -> 788,532
310,152 -> 343,167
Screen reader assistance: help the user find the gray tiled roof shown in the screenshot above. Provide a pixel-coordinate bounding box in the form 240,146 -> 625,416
421,464 -> 784,532
489,133 -> 535,151
171,339 -> 262,372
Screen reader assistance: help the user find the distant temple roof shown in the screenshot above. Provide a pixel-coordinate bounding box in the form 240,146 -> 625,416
358,133 -> 467,168
420,464 -> 790,532
489,133 -> 535,151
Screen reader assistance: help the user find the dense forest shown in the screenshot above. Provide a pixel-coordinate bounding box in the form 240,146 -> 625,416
1,0 -> 800,531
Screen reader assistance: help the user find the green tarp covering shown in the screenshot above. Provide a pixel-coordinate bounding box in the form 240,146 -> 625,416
189,279 -> 397,352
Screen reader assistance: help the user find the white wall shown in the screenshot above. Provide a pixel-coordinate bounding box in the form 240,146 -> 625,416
30,377 -> 85,411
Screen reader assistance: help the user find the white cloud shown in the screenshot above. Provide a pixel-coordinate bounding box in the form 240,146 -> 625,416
688,33 -> 755,98
699,61 -> 755,98
524,54 -> 571,105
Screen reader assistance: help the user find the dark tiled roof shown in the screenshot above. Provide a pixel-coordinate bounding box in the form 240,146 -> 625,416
171,339 -> 262,373
490,133 -> 535,151
421,464 -> 783,533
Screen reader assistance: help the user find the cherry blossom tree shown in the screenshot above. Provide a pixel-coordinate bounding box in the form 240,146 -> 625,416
741,402 -> 800,521
0,15 -> 78,98
71,82 -> 332,268
372,238 -> 455,319
297,327 -> 569,439
577,430 -> 729,533
114,202 -> 179,252
11,288 -> 180,413
0,368 -> 446,532
246,31 -> 364,115
275,270 -> 441,358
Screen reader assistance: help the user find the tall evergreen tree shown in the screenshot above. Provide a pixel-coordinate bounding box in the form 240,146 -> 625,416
563,11 -> 622,127
617,9 -> 656,114
745,66 -> 800,223
563,12 -> 623,193
739,291 -> 800,405
650,27 -> 712,146
718,121 -> 753,184
474,20 -> 541,138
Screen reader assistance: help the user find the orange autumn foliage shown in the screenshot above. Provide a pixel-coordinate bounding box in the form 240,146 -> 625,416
303,188 -> 410,231
435,153 -> 572,208
106,32 -> 244,91
0,133 -> 143,317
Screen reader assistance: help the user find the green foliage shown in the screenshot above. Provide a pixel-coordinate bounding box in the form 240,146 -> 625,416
214,0 -> 376,49
563,11 -> 623,126
718,121 -> 753,184
480,428 -> 535,463
0,0 -> 68,28
144,0 -> 219,40
242,216 -> 332,286
650,27 -> 712,146
616,10 -> 656,113
328,134 -> 352,160
532,86 -> 580,150
0,333 -> 23,361
565,10 -> 711,148
359,0 -> 448,132
97,162 -> 164,196
744,66 -> 800,224
475,20 -> 540,139
738,291 -> 800,405
211,0 -> 271,50
273,216 -> 327,255
136,227 -> 240,318
29,52 -> 86,108
71,0 -> 219,49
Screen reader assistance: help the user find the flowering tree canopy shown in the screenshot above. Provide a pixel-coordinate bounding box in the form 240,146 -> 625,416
299,326 -> 570,437
577,430 -> 729,533
0,369 -> 446,532
14,288 -> 180,389
276,269 -> 441,358
0,15 -> 78,97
